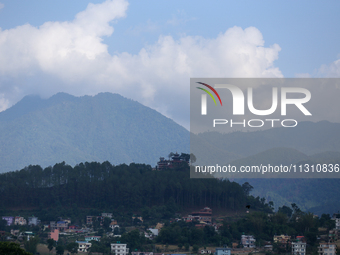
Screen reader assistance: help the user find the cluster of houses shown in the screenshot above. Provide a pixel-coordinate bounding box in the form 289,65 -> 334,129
2,210 -> 340,254
1,216 -> 40,226
180,207 -> 225,231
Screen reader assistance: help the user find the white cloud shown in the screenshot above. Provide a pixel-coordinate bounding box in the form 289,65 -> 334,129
318,59 -> 340,77
0,0 -> 282,129
0,3 -> 4,10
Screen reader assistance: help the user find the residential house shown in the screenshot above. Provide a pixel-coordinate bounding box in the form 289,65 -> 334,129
200,249 -> 212,254
76,241 -> 92,253
292,241 -> 306,255
61,218 -> 71,224
28,216 -> 40,226
86,216 -> 93,225
145,228 -> 159,240
102,213 -> 113,218
50,221 -> 57,231
329,229 -> 338,242
183,207 -> 212,223
110,222 -> 119,230
241,235 -> 256,248
2,216 -> 14,226
48,229 -> 59,242
264,245 -> 273,251
56,221 -> 68,231
10,229 -> 20,236
132,216 -> 143,223
111,242 -> 129,255
85,236 -> 101,242
131,253 -> 155,255
155,223 -> 164,230
215,245 -> 231,255
274,234 -> 291,244
332,214 -> 340,230
23,231 -> 34,241
69,225 -> 79,230
318,243 -> 336,255
14,216 -> 26,226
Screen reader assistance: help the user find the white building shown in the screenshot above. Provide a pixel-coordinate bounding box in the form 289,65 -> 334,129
241,235 -> 256,248
332,214 -> 340,230
111,242 -> 129,255
292,241 -> 306,255
14,216 -> 27,225
318,243 -> 336,255
76,241 -> 92,252
215,245 -> 231,255
28,216 -> 40,226
102,212 -> 113,218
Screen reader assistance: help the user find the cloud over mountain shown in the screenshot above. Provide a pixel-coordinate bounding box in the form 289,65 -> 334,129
0,0 -> 282,128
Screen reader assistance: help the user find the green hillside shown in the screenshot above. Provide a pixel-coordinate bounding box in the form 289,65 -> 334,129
0,92 -> 189,173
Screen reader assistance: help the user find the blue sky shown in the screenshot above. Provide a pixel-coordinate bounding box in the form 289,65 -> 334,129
0,0 -> 339,128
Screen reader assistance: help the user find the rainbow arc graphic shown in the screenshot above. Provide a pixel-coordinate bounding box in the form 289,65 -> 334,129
196,82 -> 222,115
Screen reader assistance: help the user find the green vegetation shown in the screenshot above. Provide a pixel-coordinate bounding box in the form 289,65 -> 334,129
0,162 -> 271,221
0,242 -> 32,255
0,92 -> 189,173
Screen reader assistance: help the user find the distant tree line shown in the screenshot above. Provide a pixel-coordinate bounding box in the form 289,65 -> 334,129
0,161 -> 270,216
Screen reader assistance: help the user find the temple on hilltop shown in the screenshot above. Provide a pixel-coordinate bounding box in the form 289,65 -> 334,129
156,152 -> 189,170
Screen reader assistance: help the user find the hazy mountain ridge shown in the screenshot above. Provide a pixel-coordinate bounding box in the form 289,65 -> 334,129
227,148 -> 340,214
0,92 -> 189,173
2,92 -> 340,215
193,121 -> 340,166
192,124 -> 340,214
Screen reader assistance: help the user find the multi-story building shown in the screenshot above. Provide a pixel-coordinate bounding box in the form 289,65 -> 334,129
48,229 -> 59,242
2,216 -> 14,226
329,229 -> 338,242
131,253 -> 154,255
110,222 -> 119,230
111,242 -> 129,255
85,236 -> 101,242
14,216 -> 27,225
56,221 -> 68,231
132,216 -> 143,223
332,214 -> 340,230
274,234 -> 291,244
76,241 -> 92,252
292,241 -> 306,255
50,221 -> 57,231
28,216 -> 40,226
215,245 -> 231,255
183,207 -> 212,223
102,213 -> 113,218
241,235 -> 256,248
318,243 -> 336,255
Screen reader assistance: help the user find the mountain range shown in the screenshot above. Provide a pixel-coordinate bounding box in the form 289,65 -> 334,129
0,92 -> 189,173
1,92 -> 340,215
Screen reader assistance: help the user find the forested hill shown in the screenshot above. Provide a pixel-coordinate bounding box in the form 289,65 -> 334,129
0,92 -> 189,173
0,162 -> 271,215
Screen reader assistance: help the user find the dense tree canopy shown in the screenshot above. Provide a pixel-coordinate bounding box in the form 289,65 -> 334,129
0,161 -> 266,214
